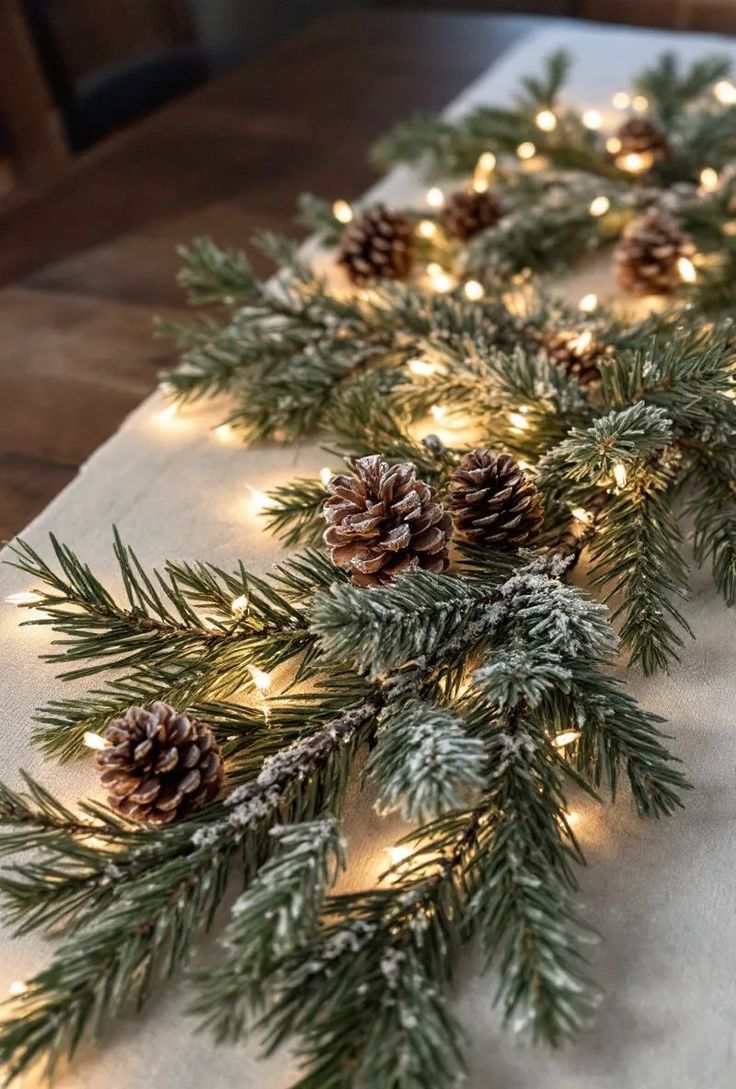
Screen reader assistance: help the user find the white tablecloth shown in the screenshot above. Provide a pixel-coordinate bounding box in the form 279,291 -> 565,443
2,22 -> 736,1089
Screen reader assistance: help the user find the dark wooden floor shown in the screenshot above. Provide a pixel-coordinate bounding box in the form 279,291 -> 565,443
0,9 -> 543,541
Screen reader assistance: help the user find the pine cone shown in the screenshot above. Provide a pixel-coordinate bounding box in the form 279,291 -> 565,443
614,117 -> 670,164
613,209 -> 695,296
541,329 -> 611,386
323,455 -> 452,587
448,450 -> 544,549
95,702 -> 223,824
440,189 -> 505,241
337,204 -> 414,286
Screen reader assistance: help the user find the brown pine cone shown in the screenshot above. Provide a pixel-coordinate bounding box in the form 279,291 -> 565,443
337,204 -> 414,286
541,329 -> 611,387
613,209 -> 695,296
95,702 -> 223,825
448,450 -> 544,549
614,117 -> 670,164
323,455 -> 452,587
440,189 -> 505,241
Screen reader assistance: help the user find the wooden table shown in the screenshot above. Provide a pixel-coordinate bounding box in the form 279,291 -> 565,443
0,8 -> 546,542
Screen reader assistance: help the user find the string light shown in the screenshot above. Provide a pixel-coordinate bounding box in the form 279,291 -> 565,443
571,507 -> 593,525
248,665 -> 272,692
578,293 -> 598,313
246,483 -> 273,516
564,810 -> 581,827
631,94 -> 649,111
214,423 -> 234,443
613,462 -> 628,488
724,221 -> 736,237
535,109 -> 557,132
553,730 -> 582,749
416,219 -> 437,239
332,199 -> 353,224
582,109 -> 602,130
699,167 -> 719,192
320,466 -> 335,485
5,591 -> 41,606
463,279 -> 484,301
714,79 -> 736,105
472,177 -> 489,193
8,981 -> 27,998
516,141 -> 536,160
517,459 -> 530,470
231,594 -> 248,617
425,187 -> 445,208
386,844 -> 412,865
617,151 -> 653,174
571,330 -> 593,354
427,263 -> 455,293
408,359 -> 436,377
83,732 -> 107,751
677,256 -> 697,283
430,405 -> 448,423
588,195 -> 610,217
157,404 -> 179,427
473,150 -> 496,192
508,411 -> 529,431
612,91 -> 630,109
605,136 -> 622,155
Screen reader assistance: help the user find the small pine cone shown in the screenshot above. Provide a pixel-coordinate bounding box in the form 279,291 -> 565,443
323,455 -> 452,587
337,204 -> 414,286
542,329 -> 611,387
95,702 -> 223,825
448,450 -> 544,549
440,189 -> 505,241
614,117 -> 671,164
613,209 -> 695,296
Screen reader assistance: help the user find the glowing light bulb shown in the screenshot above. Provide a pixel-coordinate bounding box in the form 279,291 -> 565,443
5,591 -> 41,606
589,195 -> 610,217
332,199 -> 353,224
553,730 -> 582,749
612,91 -> 630,109
246,484 -> 273,515
605,136 -> 622,155
571,330 -> 593,354
508,411 -> 529,431
157,404 -> 178,426
700,167 -> 719,192
571,507 -> 593,525
416,219 -> 437,239
472,177 -> 489,193
83,732 -> 107,751
231,594 -> 248,617
463,279 -> 484,301
617,151 -> 653,174
431,271 -> 455,293
386,845 -> 412,865
476,150 -> 497,174
714,79 -> 736,105
430,404 -> 448,423
582,109 -> 602,130
535,109 -> 557,132
320,466 -> 335,486
426,187 -> 445,208
677,256 -> 697,283
613,462 -> 627,488
632,94 -> 649,111
564,810 -> 581,827
408,359 -> 436,377
578,293 -> 598,313
8,981 -> 27,998
516,141 -> 537,160
214,423 -> 233,443
248,665 -> 272,692
724,221 -> 736,237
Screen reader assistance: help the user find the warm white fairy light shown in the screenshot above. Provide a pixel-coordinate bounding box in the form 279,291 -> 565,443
332,199 -> 353,224
416,219 -> 437,239
386,844 -> 412,865
578,293 -> 598,313
699,167 -> 720,193
631,94 -> 649,112
426,187 -> 445,208
248,665 -> 272,692
463,279 -> 484,301
613,462 -> 628,488
617,151 -> 653,175
588,195 -> 611,217
605,136 -> 622,155
612,91 -> 630,109
516,141 -> 537,160
582,108 -> 602,130
570,330 -> 593,354
677,255 -> 697,284
8,980 -> 27,998
472,177 -> 489,193
5,591 -> 41,606
473,150 -> 496,192
427,262 -> 455,293
83,732 -> 107,751
535,108 -> 557,132
246,483 -> 273,516
320,466 -> 335,485
724,221 -> 736,237
508,411 -> 529,431
157,403 -> 179,427
564,810 -> 581,827
553,730 -> 582,749
430,404 -> 448,423
408,358 -> 436,377
517,459 -> 530,470
231,594 -> 248,617
714,79 -> 736,105
214,423 -> 233,443
571,506 -> 593,525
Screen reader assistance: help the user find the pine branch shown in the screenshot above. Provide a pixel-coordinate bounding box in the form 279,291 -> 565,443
688,452 -> 736,606
633,52 -> 731,125
176,237 -> 260,307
